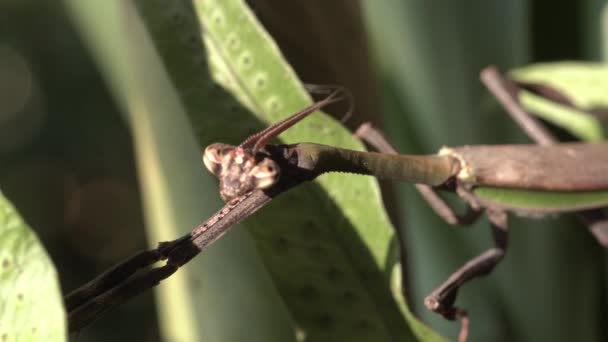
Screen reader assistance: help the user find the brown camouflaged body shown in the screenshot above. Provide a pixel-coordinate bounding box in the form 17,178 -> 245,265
449,142 -> 608,191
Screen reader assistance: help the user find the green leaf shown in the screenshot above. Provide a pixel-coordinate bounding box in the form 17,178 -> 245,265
134,0 -> 442,341
510,62 -> 608,109
0,192 -> 66,342
509,62 -> 607,141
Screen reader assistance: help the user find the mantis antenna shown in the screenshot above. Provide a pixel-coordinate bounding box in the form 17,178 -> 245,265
240,85 -> 350,153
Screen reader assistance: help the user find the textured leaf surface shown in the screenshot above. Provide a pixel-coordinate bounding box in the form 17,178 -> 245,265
134,0 -> 442,340
510,62 -> 607,141
0,192 -> 66,342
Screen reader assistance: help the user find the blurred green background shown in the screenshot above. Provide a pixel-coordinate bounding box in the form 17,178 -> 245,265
0,0 -> 606,341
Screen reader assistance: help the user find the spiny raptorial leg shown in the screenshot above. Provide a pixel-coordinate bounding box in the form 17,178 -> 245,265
425,208 -> 508,342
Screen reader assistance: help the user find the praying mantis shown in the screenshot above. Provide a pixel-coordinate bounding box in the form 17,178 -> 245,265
203,66 -> 608,341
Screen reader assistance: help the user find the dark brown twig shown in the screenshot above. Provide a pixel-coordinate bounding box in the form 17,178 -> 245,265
65,160 -> 311,333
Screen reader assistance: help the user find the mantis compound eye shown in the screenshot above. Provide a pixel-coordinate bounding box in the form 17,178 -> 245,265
250,158 -> 280,190
203,143 -> 232,176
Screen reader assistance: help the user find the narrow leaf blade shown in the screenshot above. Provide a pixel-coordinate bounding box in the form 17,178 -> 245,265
510,62 -> 607,141
0,192 -> 66,341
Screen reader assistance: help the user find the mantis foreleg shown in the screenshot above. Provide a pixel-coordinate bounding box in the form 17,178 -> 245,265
425,208 -> 509,342
354,122 -> 486,342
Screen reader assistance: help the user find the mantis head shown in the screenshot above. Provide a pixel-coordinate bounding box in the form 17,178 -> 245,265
203,143 -> 279,201
203,86 -> 350,201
